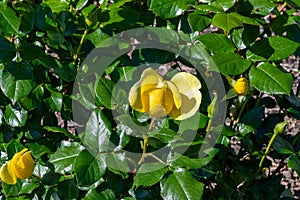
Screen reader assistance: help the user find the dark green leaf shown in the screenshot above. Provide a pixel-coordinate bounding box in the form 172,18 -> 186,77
288,155 -> 300,176
95,76 -> 115,109
106,153 -> 130,173
249,63 -> 293,95
43,0 -> 69,13
44,85 -> 63,112
160,170 -> 204,200
84,189 -> 115,200
248,0 -> 276,16
209,52 -> 251,75
0,2 -> 21,35
237,106 -> 264,135
150,0 -> 195,19
134,162 -> 168,187
18,84 -> 44,111
198,33 -> 236,54
82,110 -> 112,153
0,38 -> 16,62
48,142 -> 84,174
212,13 -> 243,33
74,149 -> 106,186
247,36 -> 300,61
211,0 -> 235,11
44,126 -> 79,140
188,11 -> 211,32
4,104 -> 28,127
19,43 -> 58,69
272,135 -> 294,154
58,178 -> 79,199
0,62 -> 36,103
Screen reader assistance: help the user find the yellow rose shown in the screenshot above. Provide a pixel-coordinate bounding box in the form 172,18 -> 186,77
0,148 -> 35,185
129,68 -> 202,120
233,77 -> 248,95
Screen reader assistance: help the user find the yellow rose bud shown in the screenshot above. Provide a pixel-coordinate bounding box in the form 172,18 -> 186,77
0,148 -> 34,185
129,68 -> 202,120
233,77 -> 248,95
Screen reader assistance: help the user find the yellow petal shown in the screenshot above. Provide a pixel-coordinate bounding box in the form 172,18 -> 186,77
148,88 -> 167,118
233,77 -> 248,95
148,86 -> 174,118
15,151 -> 34,180
0,162 -> 17,185
129,68 -> 163,113
165,81 -> 181,109
169,72 -> 202,120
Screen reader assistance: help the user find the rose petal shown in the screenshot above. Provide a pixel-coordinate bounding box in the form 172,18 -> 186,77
0,162 -> 17,185
129,68 -> 163,113
170,72 -> 202,120
15,151 -> 34,180
165,81 -> 181,109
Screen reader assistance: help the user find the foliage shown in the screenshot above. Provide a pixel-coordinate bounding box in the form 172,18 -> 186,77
0,0 -> 299,199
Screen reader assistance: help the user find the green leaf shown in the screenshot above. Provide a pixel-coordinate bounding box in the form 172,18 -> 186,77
247,36 -> 300,61
237,106 -> 264,135
18,84 -> 44,111
212,13 -> 243,33
87,29 -> 110,48
150,0 -> 195,18
84,189 -> 115,200
272,135 -> 294,154
188,11 -> 211,32
2,180 -> 22,197
198,33 -> 236,54
19,43 -> 58,69
76,0 -> 89,10
160,170 -> 204,200
249,63 -> 293,95
48,142 -> 84,174
0,38 -> 16,63
95,76 -> 115,109
82,110 -> 112,153
134,162 -> 168,187
74,149 -> 106,186
43,0 -> 69,13
196,4 -> 224,13
0,62 -> 36,103
211,0 -> 235,11
106,153 -> 130,173
288,155 -> 300,176
209,52 -> 251,75
44,126 -> 79,140
286,0 -> 300,9
4,104 -> 28,127
150,128 -> 177,143
248,0 -> 276,16
44,85 -> 63,112
0,2 -> 21,35
58,178 -> 79,199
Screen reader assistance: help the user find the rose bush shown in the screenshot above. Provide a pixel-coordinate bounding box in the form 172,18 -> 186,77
0,0 -> 299,199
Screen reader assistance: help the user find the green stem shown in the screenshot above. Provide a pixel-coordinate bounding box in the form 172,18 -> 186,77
73,28 -> 89,65
258,131 -> 278,169
235,95 -> 250,125
138,119 -> 156,165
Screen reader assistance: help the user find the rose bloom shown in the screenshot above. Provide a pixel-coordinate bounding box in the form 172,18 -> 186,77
233,77 -> 248,95
129,68 -> 202,120
0,148 -> 34,185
